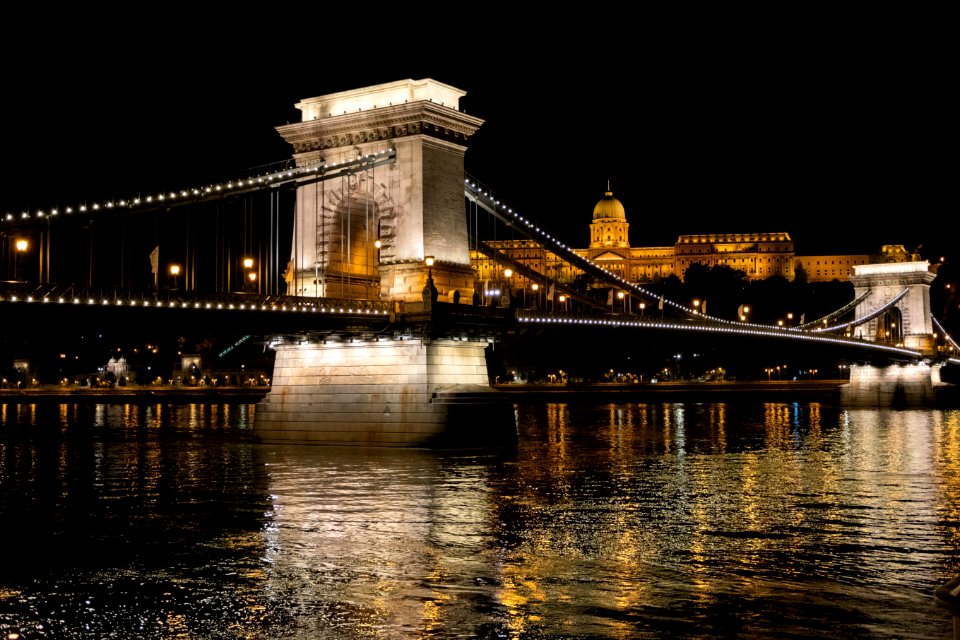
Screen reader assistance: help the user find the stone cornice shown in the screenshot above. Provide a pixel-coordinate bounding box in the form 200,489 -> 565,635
276,102 -> 484,154
851,271 -> 936,288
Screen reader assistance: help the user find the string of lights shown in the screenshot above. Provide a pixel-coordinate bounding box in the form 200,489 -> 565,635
0,294 -> 390,316
516,313 -> 926,359
932,314 -> 960,354
796,290 -> 872,330
0,149 -> 396,224
810,289 -> 909,334
465,175 -> 854,334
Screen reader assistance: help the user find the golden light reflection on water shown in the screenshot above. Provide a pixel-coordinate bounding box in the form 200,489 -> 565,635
3,402 -> 960,638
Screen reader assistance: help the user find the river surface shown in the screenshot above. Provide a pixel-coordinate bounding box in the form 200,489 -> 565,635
1,400 -> 959,639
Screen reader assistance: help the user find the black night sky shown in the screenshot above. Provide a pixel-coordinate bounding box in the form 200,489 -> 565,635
0,12 -> 952,261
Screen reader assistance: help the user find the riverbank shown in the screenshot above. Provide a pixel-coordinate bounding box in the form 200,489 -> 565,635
2,379 -> 958,407
491,380 -> 849,403
0,386 -> 270,403
493,379 -> 960,406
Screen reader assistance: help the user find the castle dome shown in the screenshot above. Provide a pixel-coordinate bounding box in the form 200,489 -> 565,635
592,188 -> 626,220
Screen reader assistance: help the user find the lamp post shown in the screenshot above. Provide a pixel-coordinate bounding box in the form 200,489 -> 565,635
169,263 -> 181,290
243,257 -> 255,293
15,238 -> 28,281
639,301 -> 646,317
692,298 -> 700,315
558,294 -> 567,313
617,290 -> 625,314
423,255 -> 437,306
531,282 -> 539,310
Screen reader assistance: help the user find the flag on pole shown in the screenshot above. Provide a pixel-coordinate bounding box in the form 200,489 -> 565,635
547,283 -> 555,302
149,245 -> 159,276
701,299 -> 707,315
607,289 -> 614,306
658,295 -> 664,311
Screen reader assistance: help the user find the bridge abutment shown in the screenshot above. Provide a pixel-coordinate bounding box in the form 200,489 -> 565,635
840,362 -> 946,407
254,337 -> 515,447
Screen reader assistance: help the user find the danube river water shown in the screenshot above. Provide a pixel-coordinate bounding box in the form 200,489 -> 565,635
1,400 -> 959,639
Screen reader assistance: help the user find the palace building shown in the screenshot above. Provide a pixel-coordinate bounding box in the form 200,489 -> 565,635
472,186 -> 916,296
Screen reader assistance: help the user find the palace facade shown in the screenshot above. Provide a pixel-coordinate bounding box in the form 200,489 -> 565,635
472,187 -> 916,294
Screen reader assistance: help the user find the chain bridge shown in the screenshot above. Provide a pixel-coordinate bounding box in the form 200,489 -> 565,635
2,79 -> 957,444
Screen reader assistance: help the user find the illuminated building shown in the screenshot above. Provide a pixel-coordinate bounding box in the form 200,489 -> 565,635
473,186 -> 917,293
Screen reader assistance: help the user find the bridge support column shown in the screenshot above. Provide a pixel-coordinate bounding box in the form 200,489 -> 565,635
254,338 -> 515,446
840,362 -> 945,407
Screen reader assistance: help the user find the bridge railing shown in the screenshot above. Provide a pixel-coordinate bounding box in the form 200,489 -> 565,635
0,281 -> 393,314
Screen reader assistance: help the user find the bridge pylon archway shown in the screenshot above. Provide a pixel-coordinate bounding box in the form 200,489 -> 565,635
275,78 -> 484,304
850,261 -> 937,355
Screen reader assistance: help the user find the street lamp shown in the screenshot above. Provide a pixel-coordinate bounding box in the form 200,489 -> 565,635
243,258 -> 255,293
423,256 -> 437,304
14,238 -> 28,281
692,298 -> 700,314
617,290 -> 625,313
169,263 -> 181,290
639,301 -> 646,317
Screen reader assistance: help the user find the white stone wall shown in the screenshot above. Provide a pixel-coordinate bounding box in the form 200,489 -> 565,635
840,363 -> 937,406
255,339 -> 492,445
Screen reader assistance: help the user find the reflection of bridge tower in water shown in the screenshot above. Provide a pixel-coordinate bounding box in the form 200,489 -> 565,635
276,78 -> 483,302
842,260 -> 945,406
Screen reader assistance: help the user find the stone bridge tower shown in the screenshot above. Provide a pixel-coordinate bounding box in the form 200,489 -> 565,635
850,261 -> 937,355
842,260 -> 943,406
275,78 -> 483,302
256,80 -> 513,447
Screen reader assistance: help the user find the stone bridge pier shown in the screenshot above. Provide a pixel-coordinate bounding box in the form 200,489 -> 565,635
254,78 -> 514,446
841,261 -> 948,406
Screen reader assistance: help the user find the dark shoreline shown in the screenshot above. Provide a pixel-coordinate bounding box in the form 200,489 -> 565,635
2,380 -> 958,407
0,387 -> 271,403
491,380 -> 849,403
0,380 -> 853,405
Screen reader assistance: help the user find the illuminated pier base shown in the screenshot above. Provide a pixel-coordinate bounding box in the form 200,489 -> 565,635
839,363 -> 948,407
254,338 -> 516,446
